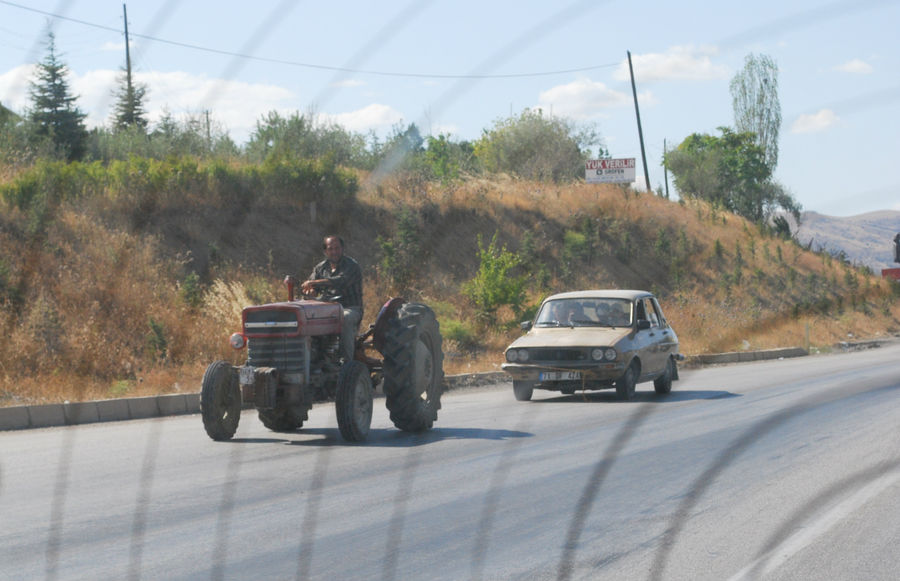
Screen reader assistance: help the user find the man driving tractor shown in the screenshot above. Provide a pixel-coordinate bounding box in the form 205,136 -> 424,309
300,235 -> 363,362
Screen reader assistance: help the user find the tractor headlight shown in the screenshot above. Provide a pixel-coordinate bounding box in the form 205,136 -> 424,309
229,332 -> 246,350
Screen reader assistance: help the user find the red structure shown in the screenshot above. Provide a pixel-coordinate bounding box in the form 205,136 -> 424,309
883,268 -> 900,281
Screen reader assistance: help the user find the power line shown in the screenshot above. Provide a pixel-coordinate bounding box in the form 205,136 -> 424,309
0,0 -> 619,79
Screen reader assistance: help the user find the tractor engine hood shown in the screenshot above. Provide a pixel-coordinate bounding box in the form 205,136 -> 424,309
242,300 -> 343,338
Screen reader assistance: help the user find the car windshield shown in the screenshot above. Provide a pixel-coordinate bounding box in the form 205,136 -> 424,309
535,298 -> 632,327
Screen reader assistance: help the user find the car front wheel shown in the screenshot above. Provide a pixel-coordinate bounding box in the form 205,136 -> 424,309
513,380 -> 534,401
616,361 -> 638,401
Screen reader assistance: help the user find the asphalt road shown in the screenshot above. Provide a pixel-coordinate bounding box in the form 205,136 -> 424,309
1,344 -> 898,581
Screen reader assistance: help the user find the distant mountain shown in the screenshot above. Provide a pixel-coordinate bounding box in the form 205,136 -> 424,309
789,210 -> 900,272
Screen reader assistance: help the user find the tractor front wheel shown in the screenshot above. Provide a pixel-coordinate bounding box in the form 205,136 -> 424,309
335,360 -> 374,442
200,361 -> 242,441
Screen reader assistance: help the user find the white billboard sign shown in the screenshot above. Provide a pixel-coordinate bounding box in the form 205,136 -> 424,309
585,158 -> 636,184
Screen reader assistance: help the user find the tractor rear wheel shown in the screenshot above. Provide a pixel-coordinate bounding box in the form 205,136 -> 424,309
335,360 -> 373,442
382,303 -> 444,432
201,361 -> 242,441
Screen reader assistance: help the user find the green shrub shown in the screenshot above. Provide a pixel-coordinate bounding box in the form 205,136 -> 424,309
146,317 -> 168,361
462,233 -> 527,326
180,272 -> 203,309
441,319 -> 480,352
473,108 -> 600,183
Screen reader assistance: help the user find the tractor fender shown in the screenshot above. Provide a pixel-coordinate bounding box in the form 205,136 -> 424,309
372,297 -> 405,354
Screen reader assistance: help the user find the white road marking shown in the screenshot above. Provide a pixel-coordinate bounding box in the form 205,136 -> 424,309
728,467 -> 900,581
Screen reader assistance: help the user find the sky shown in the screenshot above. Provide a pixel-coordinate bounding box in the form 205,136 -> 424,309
0,0 -> 898,218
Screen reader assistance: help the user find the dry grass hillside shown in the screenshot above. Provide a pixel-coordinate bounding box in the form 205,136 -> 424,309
1,171 -> 899,406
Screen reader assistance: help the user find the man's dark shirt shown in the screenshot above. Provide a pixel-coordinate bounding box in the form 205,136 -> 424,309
308,255 -> 363,313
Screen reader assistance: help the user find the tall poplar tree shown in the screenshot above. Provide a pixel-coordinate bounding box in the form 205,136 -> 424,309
730,53 -> 781,171
28,31 -> 87,161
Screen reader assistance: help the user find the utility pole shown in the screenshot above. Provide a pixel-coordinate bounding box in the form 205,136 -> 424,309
663,138 -> 670,199
205,110 -> 211,147
627,51 -> 651,194
123,4 -> 132,94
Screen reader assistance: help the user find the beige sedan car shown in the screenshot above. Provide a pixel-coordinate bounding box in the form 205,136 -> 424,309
502,290 -> 683,401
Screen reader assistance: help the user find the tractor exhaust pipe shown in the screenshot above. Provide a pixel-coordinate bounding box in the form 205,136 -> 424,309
284,275 -> 295,301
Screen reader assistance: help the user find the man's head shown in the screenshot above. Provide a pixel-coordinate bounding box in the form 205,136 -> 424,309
566,303 -> 583,320
323,235 -> 344,265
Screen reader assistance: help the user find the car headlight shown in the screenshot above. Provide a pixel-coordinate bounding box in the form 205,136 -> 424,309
604,348 -> 617,361
591,348 -> 605,361
506,349 -> 529,362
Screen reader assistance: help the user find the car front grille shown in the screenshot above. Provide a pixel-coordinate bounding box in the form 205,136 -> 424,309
527,348 -> 588,362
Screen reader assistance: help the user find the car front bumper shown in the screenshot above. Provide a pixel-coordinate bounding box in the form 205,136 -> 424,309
501,361 -> 626,384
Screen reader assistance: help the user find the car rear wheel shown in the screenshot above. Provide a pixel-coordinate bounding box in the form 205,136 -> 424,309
616,361 -> 638,401
513,380 -> 534,401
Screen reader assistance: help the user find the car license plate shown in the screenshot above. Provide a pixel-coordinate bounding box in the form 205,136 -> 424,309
540,371 -> 581,381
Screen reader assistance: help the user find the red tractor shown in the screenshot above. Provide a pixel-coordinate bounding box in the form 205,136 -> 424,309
200,277 -> 444,442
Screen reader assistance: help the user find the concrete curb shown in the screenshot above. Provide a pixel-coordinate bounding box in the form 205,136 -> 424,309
689,346 -> 808,366
443,371 -> 507,389
0,393 -> 200,432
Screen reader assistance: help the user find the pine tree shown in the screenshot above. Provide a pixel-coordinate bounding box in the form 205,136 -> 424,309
111,68 -> 148,131
28,31 -> 88,161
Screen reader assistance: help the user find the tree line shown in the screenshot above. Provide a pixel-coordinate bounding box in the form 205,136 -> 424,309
2,33 -> 800,228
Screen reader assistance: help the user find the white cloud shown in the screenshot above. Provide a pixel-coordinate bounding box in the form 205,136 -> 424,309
834,59 -> 873,74
3,64 -> 299,142
0,64 -> 37,112
2,63 -> 406,143
537,78 -> 629,120
613,45 -> 730,83
72,69 -> 120,127
791,109 -> 839,133
74,69 -> 296,142
428,123 -> 460,138
324,103 -> 404,133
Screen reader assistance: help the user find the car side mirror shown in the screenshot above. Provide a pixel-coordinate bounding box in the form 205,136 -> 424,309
636,319 -> 651,330
520,321 -> 532,331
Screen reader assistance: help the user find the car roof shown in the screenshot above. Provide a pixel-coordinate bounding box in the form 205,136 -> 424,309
542,290 -> 652,302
